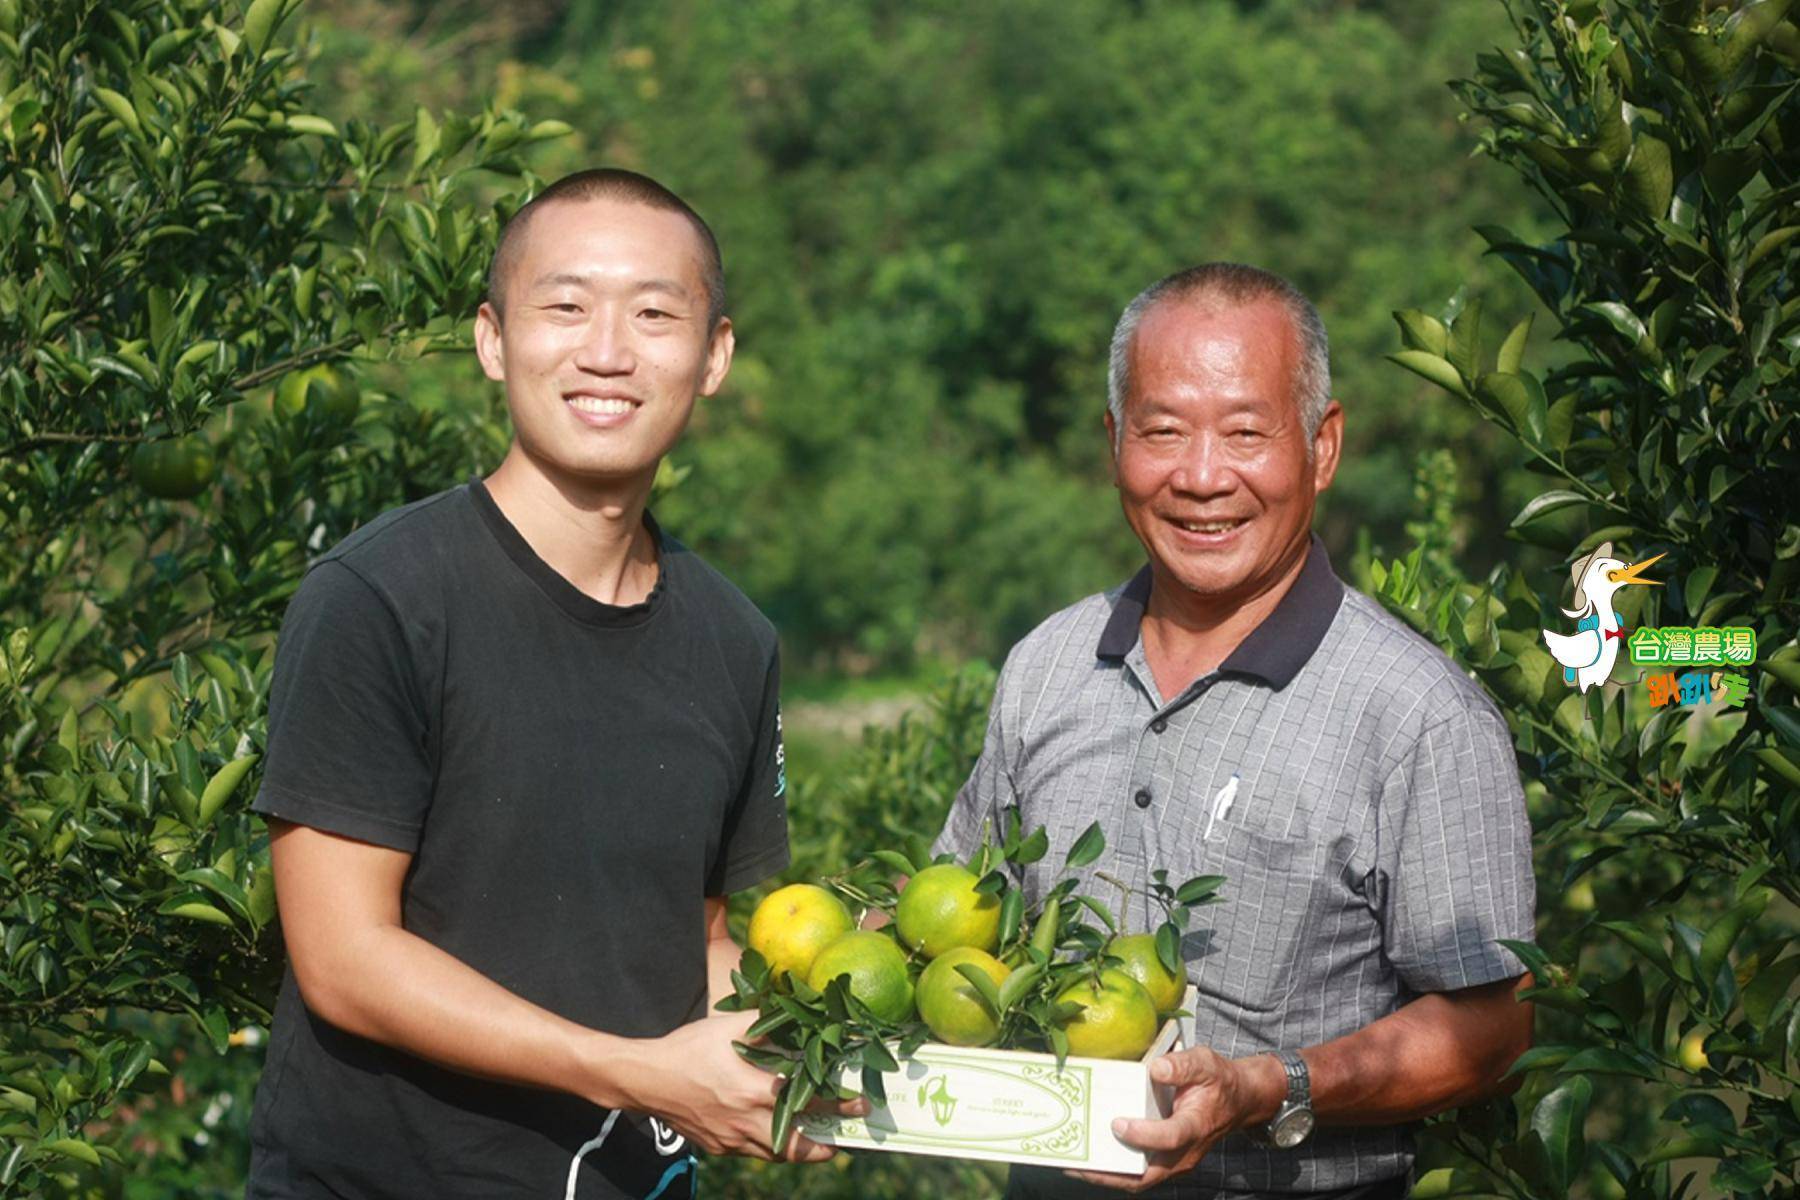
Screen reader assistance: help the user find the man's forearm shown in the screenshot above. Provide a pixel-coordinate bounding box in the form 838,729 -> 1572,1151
707,927 -> 742,1007
1238,973 -> 1534,1130
296,922 -> 649,1112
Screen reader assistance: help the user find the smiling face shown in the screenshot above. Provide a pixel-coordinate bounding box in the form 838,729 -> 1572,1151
1105,295 -> 1342,610
473,195 -> 732,492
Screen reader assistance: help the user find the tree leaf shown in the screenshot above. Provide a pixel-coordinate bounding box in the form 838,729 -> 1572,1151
156,895 -> 234,935
92,87 -> 142,137
997,962 -> 1042,1011
1064,822 -> 1104,869
1545,395 -> 1576,449
1447,297 -> 1484,379
177,868 -> 251,918
1642,1134 -> 1724,1165
861,1037 -> 898,1073
1529,1074 -> 1591,1192
1495,312 -> 1533,375
198,754 -> 257,825
1393,309 -> 1449,356
242,0 -> 285,54
1478,372 -> 1548,443
42,1139 -> 100,1167
1012,825 -> 1049,865
1579,301 -> 1648,345
870,850 -> 916,877
285,114 -> 337,139
1389,350 -> 1468,396
1510,490 -> 1586,532
954,963 -> 1002,1018
1621,135 -> 1673,222
1713,1157 -> 1776,1193
1073,894 -> 1116,932
1662,1091 -> 1736,1133
771,1072 -> 813,1158
1408,1167 -> 1502,1198
196,1004 -> 231,1054
56,706 -> 78,761
1764,705 -> 1800,748
1742,953 -> 1800,1029
1698,890 -> 1770,996
1683,566 -> 1717,618
1155,921 -> 1181,976
1174,874 -> 1225,905
746,1009 -> 796,1041
1559,1047 -> 1658,1080
1502,1043 -> 1579,1078
999,888 -> 1023,946
116,1041 -> 154,1090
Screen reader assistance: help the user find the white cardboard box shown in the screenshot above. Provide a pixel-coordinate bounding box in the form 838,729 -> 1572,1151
795,988 -> 1191,1175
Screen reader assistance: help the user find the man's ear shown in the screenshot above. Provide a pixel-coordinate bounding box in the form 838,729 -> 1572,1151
1103,408 -> 1121,487
698,317 -> 735,397
1312,399 -> 1344,493
474,303 -> 505,382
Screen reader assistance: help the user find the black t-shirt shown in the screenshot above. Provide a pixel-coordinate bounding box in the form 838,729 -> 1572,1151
246,481 -> 789,1199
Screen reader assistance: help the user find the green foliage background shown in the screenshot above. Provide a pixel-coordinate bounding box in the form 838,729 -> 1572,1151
300,0 -> 1553,671
3,0 -> 1797,1197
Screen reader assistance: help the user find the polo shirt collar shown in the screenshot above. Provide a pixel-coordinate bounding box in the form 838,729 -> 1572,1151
1095,534 -> 1345,689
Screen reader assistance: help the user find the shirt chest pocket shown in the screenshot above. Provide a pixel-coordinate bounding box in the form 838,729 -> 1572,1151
1180,822 -> 1320,1014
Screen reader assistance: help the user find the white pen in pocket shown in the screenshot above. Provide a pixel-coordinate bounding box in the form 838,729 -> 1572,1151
1204,772 -> 1240,841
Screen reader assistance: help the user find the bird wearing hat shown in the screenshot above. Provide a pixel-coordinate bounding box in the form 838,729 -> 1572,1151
1542,541 -> 1664,693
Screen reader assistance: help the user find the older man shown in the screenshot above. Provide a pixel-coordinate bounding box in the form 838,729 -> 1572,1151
933,263 -> 1535,1199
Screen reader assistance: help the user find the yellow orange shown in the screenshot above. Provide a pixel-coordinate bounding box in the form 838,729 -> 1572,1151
747,883 -> 853,981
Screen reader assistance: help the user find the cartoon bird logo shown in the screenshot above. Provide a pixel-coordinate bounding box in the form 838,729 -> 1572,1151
1542,541 -> 1664,692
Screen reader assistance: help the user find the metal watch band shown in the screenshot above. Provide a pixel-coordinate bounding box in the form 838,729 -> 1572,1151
1278,1049 -> 1311,1106
1253,1049 -> 1313,1147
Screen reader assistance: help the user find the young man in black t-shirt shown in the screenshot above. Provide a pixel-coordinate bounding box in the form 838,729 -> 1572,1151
246,169 -> 854,1198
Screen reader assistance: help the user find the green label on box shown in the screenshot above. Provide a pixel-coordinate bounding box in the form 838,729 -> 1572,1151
800,1052 -> 1094,1162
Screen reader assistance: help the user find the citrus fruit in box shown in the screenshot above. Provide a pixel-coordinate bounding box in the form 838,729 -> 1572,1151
1109,933 -> 1185,1014
805,931 -> 914,1024
747,883 -> 853,981
895,864 -> 1001,958
1054,968 -> 1160,1061
917,946 -> 1011,1046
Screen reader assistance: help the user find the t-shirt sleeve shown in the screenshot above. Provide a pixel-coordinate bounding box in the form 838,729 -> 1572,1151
707,646 -> 790,895
1375,701 -> 1537,993
931,656 -> 1020,868
251,560 -> 435,853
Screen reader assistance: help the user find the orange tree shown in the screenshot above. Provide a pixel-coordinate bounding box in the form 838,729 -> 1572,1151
1382,1 -> 1799,1196
0,0 -> 562,1191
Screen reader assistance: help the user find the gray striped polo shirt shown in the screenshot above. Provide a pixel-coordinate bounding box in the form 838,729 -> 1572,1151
934,537 -> 1535,1195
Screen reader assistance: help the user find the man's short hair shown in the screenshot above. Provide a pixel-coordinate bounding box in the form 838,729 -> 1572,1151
1106,263 -> 1331,451
485,167 -> 726,328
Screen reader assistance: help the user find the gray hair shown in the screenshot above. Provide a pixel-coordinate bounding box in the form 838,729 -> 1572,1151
1106,263 -> 1331,453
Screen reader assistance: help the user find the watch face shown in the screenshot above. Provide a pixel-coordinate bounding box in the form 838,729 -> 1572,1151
1273,1109 -> 1315,1148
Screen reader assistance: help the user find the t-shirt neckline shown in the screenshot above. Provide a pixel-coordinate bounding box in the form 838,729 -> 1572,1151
467,478 -> 668,628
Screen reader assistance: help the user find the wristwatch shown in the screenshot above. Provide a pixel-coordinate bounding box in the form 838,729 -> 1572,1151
1256,1050 -> 1315,1148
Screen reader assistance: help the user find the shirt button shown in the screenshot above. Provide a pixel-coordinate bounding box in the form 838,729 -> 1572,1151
1134,788 -> 1152,809
1151,718 -> 1168,734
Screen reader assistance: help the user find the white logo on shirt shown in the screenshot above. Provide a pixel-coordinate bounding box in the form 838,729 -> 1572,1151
649,1118 -> 686,1156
